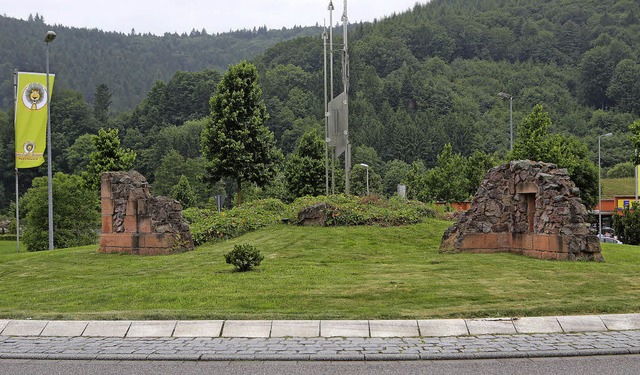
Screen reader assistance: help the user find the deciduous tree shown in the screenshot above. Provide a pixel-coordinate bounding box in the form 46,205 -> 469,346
22,173 -> 100,251
85,128 -> 136,191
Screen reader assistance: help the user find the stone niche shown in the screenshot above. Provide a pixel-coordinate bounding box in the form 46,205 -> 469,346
99,171 -> 194,255
440,160 -> 602,261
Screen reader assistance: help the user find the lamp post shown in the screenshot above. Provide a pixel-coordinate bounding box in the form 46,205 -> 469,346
598,132 -> 613,238
45,30 -> 56,250
359,163 -> 369,195
498,92 -> 513,150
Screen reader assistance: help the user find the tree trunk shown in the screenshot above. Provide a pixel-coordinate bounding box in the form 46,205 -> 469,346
235,178 -> 243,206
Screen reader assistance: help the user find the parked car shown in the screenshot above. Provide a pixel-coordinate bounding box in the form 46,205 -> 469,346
598,233 -> 623,244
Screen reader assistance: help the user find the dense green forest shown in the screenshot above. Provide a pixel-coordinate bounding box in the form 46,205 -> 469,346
2,0 -> 640,217
0,14 -> 321,111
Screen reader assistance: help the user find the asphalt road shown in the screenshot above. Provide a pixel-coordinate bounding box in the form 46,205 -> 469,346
2,355 -> 640,375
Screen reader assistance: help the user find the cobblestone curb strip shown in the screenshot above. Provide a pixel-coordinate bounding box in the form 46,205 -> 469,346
1,331 -> 639,361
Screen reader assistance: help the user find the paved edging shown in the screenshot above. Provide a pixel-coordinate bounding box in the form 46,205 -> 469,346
2,330 -> 640,361
1,343 -> 640,361
1,314 -> 639,338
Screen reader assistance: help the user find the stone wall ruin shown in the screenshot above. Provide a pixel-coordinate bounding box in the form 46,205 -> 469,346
99,171 -> 194,255
440,160 -> 602,261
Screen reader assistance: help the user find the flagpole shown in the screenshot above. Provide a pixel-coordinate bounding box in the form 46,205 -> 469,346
328,1 -> 335,195
342,0 -> 350,195
323,24 -> 329,196
13,70 -> 19,253
15,169 -> 19,253
45,31 -> 56,250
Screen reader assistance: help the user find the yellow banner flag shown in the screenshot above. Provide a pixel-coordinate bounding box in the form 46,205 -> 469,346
14,72 -> 55,169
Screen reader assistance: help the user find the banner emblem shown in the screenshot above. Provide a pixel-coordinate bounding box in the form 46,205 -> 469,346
23,83 -> 48,110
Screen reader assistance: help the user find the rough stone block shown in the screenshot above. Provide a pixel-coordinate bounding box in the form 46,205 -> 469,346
126,199 -> 137,216
100,177 -> 112,199
124,215 -> 137,233
99,233 -> 132,248
138,217 -> 152,233
101,199 -> 114,216
139,234 -> 173,249
511,233 -> 532,251
533,234 -> 549,251
101,215 -> 113,234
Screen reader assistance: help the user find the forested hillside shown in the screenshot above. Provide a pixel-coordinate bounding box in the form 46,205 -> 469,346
2,0 -> 640,216
0,14 -> 321,111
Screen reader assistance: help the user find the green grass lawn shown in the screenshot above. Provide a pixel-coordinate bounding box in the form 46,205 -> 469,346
0,240 -> 18,255
0,221 -> 639,320
602,178 -> 635,198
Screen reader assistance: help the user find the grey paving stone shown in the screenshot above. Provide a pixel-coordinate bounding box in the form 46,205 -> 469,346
514,316 -> 563,334
0,320 -> 9,334
82,321 -> 131,337
40,321 -> 89,337
600,314 -> 640,331
557,315 -> 607,332
270,321 -> 320,337
321,320 -> 370,337
173,320 -> 223,337
466,318 -> 517,335
1,320 -> 47,336
126,321 -> 176,338
418,319 -> 468,337
369,320 -> 419,338
222,320 -> 271,338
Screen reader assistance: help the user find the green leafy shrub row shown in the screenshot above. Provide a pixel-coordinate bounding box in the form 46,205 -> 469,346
291,195 -> 436,226
0,234 -> 17,241
184,195 -> 436,246
183,199 -> 287,246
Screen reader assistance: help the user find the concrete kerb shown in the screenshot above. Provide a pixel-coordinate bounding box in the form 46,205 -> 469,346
2,315 -> 640,338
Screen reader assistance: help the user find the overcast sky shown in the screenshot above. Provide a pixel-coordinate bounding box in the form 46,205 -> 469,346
2,1 -> 425,35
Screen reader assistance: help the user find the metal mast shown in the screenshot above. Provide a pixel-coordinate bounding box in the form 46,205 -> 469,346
342,0 -> 350,195
328,1 -> 335,194
323,25 -> 329,196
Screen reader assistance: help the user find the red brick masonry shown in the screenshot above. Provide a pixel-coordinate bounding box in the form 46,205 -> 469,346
98,171 -> 194,255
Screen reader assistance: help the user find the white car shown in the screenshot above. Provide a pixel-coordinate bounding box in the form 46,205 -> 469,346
598,234 -> 623,244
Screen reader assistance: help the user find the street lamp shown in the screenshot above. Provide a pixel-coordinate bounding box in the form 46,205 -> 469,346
598,132 -> 613,239
45,30 -> 56,250
498,92 -> 513,150
359,163 -> 369,195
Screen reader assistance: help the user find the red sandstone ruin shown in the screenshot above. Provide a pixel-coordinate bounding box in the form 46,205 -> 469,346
440,160 -> 602,261
99,171 -> 194,255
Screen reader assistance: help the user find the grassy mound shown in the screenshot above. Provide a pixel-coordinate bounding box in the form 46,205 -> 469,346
184,195 -> 436,246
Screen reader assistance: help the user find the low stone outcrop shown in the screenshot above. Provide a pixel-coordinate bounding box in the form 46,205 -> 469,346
298,203 -> 333,226
99,171 -> 194,255
440,160 -> 602,261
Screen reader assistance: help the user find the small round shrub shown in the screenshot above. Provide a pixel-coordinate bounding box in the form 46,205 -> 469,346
224,243 -> 264,272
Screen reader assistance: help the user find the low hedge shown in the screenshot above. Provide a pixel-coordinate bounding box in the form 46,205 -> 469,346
183,199 -> 287,246
0,234 -> 17,241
